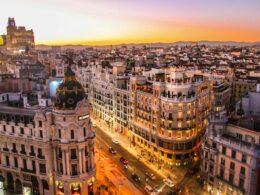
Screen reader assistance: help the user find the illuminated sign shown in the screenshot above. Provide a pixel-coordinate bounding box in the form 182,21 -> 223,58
78,114 -> 89,121
0,36 -> 4,46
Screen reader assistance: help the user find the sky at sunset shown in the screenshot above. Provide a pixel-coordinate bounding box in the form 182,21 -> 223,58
1,0 -> 260,45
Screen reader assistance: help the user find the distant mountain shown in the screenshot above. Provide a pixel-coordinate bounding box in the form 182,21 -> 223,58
35,41 -> 260,50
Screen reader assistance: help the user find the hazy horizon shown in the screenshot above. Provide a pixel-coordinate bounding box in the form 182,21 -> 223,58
1,0 -> 260,45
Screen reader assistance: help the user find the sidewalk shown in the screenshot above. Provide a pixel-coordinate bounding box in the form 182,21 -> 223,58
91,117 -> 186,183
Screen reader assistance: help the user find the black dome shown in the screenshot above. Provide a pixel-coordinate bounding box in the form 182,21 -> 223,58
54,66 -> 86,109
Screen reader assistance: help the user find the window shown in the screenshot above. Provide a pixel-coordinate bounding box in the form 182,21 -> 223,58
20,127 -> 24,134
221,158 -> 225,165
39,130 -> 43,138
21,144 -> 26,154
58,129 -> 61,138
3,125 -> 6,132
72,164 -> 78,175
85,146 -> 88,156
240,167 -> 245,175
12,126 -> 15,133
23,159 -> 27,169
12,143 -> 17,151
60,163 -> 63,174
229,173 -> 234,184
38,148 -> 42,156
242,153 -> 246,163
231,150 -> 236,159
239,178 -> 244,189
236,133 -> 242,140
71,149 -> 77,159
230,162 -> 235,170
39,121 -> 42,127
222,146 -> 226,155
167,153 -> 172,159
83,128 -> 86,137
6,156 -> 9,166
71,130 -> 74,139
220,169 -> 224,179
14,157 -> 18,168
39,164 -> 46,174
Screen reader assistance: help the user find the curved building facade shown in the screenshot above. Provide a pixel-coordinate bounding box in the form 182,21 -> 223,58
129,67 -> 213,166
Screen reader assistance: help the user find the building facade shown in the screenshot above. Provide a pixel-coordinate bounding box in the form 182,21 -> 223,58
200,112 -> 260,195
0,67 -> 95,195
129,67 -> 213,165
4,17 -> 35,52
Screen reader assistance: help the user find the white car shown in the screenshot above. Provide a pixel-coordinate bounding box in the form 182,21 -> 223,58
144,185 -> 157,195
92,123 -> 97,127
112,138 -> 119,144
163,178 -> 175,188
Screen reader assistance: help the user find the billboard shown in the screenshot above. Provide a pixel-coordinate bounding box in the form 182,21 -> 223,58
49,79 -> 62,97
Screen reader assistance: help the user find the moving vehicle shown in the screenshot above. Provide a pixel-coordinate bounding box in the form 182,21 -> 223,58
144,185 -> 157,195
163,178 -> 175,188
145,172 -> 156,180
108,147 -> 116,154
112,138 -> 119,144
120,157 -> 128,165
132,173 -> 141,182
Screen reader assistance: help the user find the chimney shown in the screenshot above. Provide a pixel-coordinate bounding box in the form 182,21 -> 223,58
257,83 -> 260,93
23,95 -> 28,108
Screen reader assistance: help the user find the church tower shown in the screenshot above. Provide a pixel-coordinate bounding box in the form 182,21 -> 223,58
52,64 -> 95,195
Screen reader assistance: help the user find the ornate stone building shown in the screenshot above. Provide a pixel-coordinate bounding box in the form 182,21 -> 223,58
0,66 -> 95,195
3,17 -> 35,52
129,67 -> 213,165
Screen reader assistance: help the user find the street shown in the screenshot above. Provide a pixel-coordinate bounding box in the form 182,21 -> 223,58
94,126 -> 172,194
93,120 -> 208,195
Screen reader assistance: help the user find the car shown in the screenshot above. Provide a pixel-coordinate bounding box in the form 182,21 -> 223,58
163,178 -> 175,188
112,138 -> 119,144
92,122 -> 97,127
120,157 -> 128,165
108,147 -> 116,154
145,172 -> 156,180
132,173 -> 141,182
144,185 -> 156,195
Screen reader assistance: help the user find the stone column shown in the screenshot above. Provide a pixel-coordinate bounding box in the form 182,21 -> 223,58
53,147 -> 57,172
62,150 -> 66,175
83,148 -> 86,173
66,151 -> 70,176
79,149 -> 82,174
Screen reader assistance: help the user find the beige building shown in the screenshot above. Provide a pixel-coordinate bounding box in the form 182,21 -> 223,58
129,67 -> 213,165
0,67 -> 95,195
201,111 -> 260,195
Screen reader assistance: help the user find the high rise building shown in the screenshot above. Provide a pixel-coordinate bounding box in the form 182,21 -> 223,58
0,66 -> 95,195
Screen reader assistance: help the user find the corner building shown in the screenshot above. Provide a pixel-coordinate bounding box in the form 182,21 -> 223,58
129,67 -> 213,165
0,67 -> 95,195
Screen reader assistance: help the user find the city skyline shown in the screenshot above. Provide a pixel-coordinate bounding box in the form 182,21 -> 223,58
1,0 -> 260,45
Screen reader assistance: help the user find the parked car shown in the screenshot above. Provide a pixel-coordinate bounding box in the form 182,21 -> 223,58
163,178 -> 175,188
144,185 -> 156,195
112,138 -> 119,144
92,123 -> 97,127
145,172 -> 156,180
120,157 -> 128,165
132,173 -> 141,182
108,147 -> 116,154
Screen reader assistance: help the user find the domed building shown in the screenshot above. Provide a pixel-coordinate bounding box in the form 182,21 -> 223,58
54,66 -> 86,110
52,66 -> 96,195
0,65 -> 95,195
